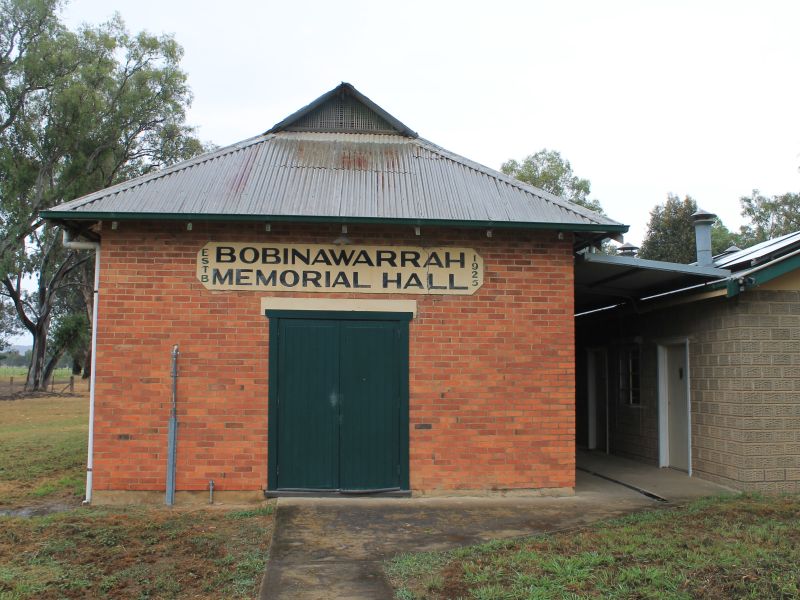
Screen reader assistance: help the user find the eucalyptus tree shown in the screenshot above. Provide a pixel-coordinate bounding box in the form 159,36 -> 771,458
501,149 -> 605,214
738,190 -> 800,246
0,0 -> 206,389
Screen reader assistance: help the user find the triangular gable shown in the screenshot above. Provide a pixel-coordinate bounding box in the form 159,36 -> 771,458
266,82 -> 418,137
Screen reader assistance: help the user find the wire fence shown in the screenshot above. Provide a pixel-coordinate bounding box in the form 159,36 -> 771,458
0,374 -> 90,397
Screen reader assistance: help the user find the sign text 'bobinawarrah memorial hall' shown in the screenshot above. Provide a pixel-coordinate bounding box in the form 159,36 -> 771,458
197,243 -> 484,295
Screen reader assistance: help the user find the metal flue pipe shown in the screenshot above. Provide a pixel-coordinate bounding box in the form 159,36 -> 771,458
692,209 -> 717,267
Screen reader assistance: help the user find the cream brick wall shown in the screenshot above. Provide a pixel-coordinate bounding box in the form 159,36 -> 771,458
578,287 -> 800,493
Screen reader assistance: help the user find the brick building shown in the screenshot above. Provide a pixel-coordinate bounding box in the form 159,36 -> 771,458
575,228 -> 800,493
43,84 -> 625,503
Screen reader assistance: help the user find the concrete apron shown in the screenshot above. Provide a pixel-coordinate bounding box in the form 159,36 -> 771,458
260,468 -> 733,600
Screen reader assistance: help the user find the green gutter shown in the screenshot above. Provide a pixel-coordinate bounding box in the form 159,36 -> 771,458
725,278 -> 740,297
39,211 -> 629,234
727,252 -> 800,297
749,252 -> 800,286
711,252 -> 800,298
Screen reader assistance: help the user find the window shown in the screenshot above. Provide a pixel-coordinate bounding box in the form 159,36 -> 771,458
619,346 -> 641,405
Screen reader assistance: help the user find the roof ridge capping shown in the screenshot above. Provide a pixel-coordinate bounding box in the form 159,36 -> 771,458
266,82 -> 418,138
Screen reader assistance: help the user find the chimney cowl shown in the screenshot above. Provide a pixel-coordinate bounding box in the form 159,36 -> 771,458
691,209 -> 717,224
617,242 -> 639,257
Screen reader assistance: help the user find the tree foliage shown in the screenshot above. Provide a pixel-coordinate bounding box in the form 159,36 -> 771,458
501,149 -> 604,214
1,347 -> 30,366
0,297 -> 21,351
0,0 -> 206,389
639,194 -> 736,264
48,311 -> 89,377
738,190 -> 800,246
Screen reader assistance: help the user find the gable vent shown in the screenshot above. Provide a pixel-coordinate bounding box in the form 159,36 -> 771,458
285,94 -> 398,134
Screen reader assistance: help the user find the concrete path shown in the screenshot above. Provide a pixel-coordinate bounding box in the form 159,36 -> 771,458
260,466 -> 733,599
576,450 -> 737,501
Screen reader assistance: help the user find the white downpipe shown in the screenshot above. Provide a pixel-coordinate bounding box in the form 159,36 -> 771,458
63,230 -> 100,505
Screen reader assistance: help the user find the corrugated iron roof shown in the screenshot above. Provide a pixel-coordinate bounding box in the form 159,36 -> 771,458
577,229 -> 800,314
575,253 -> 730,314
713,231 -> 800,272
42,83 -> 625,238
43,131 -> 623,231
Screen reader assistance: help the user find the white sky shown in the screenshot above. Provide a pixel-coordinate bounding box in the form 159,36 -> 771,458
8,1 -> 799,348
60,0 -> 800,245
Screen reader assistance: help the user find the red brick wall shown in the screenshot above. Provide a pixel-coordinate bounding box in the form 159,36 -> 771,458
93,221 -> 575,493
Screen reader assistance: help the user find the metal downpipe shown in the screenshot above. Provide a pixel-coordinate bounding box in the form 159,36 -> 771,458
62,230 -> 100,505
166,345 -> 179,506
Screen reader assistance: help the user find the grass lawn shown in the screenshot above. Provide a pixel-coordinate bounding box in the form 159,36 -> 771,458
386,494 -> 800,600
0,395 -> 274,599
0,395 -> 88,508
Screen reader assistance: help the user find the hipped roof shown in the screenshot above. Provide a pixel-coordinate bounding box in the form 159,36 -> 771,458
42,83 -> 626,247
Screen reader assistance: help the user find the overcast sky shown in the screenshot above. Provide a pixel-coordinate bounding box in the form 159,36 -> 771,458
60,0 -> 800,246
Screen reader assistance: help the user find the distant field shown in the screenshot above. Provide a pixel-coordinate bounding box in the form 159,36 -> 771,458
0,395 -> 273,599
0,367 -> 73,378
0,367 -> 88,396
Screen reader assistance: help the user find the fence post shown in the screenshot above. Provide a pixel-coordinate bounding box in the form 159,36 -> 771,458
69,376 -> 75,394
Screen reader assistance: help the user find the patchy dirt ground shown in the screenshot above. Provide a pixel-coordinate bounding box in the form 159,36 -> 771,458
0,395 -> 274,599
0,504 -> 274,599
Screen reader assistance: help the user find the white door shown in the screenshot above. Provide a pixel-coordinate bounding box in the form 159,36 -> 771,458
666,344 -> 689,471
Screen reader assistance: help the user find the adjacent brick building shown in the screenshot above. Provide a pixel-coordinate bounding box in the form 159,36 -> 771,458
44,84 -> 624,503
576,230 -> 800,493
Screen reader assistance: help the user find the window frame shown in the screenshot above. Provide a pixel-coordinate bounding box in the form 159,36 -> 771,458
618,344 -> 642,406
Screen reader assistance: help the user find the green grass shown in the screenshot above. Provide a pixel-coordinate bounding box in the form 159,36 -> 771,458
0,396 -> 89,507
226,504 -> 276,520
386,494 -> 800,599
0,367 -> 73,379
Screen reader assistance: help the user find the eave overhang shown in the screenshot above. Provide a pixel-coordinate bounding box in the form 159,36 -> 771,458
42,211 -> 627,234
575,252 -> 730,314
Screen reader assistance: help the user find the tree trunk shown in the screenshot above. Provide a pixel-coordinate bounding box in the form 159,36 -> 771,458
82,345 -> 91,379
80,261 -> 94,380
42,345 -> 66,388
26,319 -> 50,391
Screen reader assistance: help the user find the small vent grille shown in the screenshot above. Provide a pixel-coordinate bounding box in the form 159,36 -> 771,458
287,95 -> 397,133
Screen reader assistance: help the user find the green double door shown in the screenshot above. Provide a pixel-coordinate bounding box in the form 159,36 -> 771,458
269,313 -> 409,492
